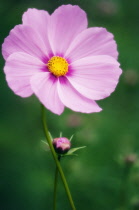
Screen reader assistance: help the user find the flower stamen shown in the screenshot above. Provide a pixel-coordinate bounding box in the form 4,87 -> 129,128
47,56 -> 69,77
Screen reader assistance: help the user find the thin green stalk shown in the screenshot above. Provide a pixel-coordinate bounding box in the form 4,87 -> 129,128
41,104 -> 76,210
53,156 -> 60,210
53,165 -> 59,210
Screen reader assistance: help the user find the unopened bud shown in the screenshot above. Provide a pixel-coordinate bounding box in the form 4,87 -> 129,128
125,154 -> 137,165
53,137 -> 71,154
132,201 -> 139,210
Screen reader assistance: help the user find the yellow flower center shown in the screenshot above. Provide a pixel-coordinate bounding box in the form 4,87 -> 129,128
47,56 -> 69,77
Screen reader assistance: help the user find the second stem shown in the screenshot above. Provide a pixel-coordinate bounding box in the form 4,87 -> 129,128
41,104 -> 76,210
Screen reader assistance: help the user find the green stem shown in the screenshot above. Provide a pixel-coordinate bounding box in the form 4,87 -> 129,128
53,166 -> 59,210
41,104 -> 76,210
53,156 -> 60,210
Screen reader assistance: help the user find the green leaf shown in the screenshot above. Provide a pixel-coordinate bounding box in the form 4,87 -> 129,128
41,140 -> 50,151
66,146 -> 86,155
48,132 -> 53,141
69,134 -> 74,141
60,132 -> 63,137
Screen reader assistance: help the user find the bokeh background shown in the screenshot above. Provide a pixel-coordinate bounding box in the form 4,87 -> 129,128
0,0 -> 139,209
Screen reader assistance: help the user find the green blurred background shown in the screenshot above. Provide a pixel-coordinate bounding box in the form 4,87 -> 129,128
0,0 -> 139,209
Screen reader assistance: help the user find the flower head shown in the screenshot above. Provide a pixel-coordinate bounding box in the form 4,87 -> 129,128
53,137 -> 71,154
2,5 -> 122,115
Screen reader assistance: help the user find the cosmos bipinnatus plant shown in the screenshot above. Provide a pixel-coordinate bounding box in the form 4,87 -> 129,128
2,4 -> 122,210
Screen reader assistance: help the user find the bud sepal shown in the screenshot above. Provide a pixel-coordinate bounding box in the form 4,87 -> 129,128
64,146 -> 86,157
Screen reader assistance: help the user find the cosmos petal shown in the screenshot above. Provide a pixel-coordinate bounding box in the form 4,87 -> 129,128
2,25 -> 48,62
4,52 -> 45,97
49,4 -> 88,55
67,55 -> 122,100
30,72 -> 64,115
22,8 -> 52,57
58,76 -> 102,113
65,27 -> 118,61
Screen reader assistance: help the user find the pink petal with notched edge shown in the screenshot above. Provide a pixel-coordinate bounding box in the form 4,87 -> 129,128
49,4 -> 88,55
30,72 -> 64,115
67,55 -> 122,100
4,52 -> 45,97
2,25 -> 48,61
65,27 -> 118,62
58,77 -> 102,113
22,8 -> 52,57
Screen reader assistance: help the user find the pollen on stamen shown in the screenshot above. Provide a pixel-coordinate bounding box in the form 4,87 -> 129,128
47,56 -> 69,77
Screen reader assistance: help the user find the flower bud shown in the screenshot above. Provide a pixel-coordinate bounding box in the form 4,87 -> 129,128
125,154 -> 137,165
53,137 -> 71,154
132,200 -> 139,210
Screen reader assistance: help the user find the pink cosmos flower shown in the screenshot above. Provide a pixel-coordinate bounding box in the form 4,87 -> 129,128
2,5 -> 122,115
